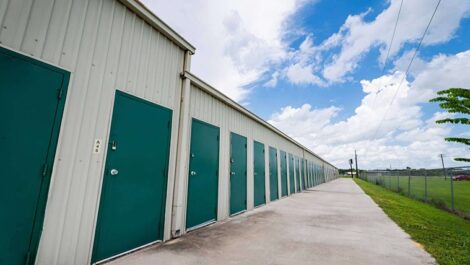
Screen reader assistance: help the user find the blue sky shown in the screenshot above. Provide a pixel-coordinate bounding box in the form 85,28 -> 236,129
142,0 -> 470,169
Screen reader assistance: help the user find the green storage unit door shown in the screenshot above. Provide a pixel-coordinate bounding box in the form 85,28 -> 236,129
306,161 -> 309,188
92,91 -> 172,263
229,132 -> 247,215
295,157 -> 301,192
301,159 -> 306,190
0,48 -> 69,265
288,154 -> 295,194
308,162 -> 311,188
280,151 -> 288,197
253,141 -> 266,207
186,119 -> 219,230
312,165 -> 315,186
316,165 -> 319,185
308,162 -> 312,188
269,147 -> 279,201
312,164 -> 315,187
314,165 -> 317,185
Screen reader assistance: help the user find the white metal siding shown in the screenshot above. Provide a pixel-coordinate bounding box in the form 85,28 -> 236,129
0,0 -> 185,264
185,85 -> 331,224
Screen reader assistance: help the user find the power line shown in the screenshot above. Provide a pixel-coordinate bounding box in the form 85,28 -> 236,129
357,0 -> 404,160
370,0 -> 404,107
367,0 -> 442,150
381,0 -> 404,77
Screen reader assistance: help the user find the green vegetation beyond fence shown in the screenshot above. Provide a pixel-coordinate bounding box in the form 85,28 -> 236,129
354,178 -> 470,265
359,167 -> 470,219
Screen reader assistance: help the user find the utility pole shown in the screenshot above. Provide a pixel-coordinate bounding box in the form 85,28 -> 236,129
355,150 -> 360,179
349,159 -> 354,178
440,154 -> 447,180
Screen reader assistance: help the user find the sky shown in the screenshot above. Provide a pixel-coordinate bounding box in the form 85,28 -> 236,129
141,0 -> 470,169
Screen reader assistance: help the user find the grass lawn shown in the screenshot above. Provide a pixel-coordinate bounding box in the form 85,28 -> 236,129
367,175 -> 470,216
354,178 -> 470,265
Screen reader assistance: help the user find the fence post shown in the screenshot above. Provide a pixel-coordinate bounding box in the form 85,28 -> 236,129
450,170 -> 455,212
408,169 -> 411,196
397,171 -> 400,192
424,169 -> 428,202
389,172 -> 392,190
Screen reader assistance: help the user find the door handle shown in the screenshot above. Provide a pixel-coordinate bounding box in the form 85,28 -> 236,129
231,172 -> 235,175
110,169 -> 119,175
190,171 -> 197,176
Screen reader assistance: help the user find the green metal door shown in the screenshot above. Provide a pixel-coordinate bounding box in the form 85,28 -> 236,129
315,165 -> 319,186
269,147 -> 279,201
314,164 -> 317,186
307,162 -> 310,188
280,151 -> 288,197
288,154 -> 295,194
310,163 -> 314,187
308,161 -> 312,188
304,160 -> 308,189
295,157 -> 300,192
253,141 -> 266,207
186,119 -> 219,230
230,132 -> 247,215
92,91 -> 172,263
0,48 -> 69,265
301,159 -> 306,190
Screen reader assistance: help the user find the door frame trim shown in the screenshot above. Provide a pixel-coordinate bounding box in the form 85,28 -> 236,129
186,219 -> 216,232
92,240 -> 162,265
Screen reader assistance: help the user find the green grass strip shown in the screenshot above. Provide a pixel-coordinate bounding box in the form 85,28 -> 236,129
354,178 -> 470,265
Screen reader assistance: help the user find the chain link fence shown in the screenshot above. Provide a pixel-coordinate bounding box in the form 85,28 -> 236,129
359,166 -> 470,219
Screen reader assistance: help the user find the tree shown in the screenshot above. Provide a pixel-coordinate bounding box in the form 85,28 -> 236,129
430,88 -> 470,162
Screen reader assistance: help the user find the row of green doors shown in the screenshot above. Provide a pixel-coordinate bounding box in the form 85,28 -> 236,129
0,47 -> 329,265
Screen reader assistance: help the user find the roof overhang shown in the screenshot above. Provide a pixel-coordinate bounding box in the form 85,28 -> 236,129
119,0 -> 196,54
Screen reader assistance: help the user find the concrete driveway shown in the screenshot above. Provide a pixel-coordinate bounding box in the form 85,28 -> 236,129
108,178 -> 435,265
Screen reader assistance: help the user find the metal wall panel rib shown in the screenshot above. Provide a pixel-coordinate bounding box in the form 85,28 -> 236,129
0,0 -> 185,264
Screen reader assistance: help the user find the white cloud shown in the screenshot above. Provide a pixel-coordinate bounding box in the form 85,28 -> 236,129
269,51 -> 470,169
286,63 -> 324,85
279,0 -> 470,85
322,0 -> 470,82
141,0 -> 313,101
264,71 -> 280,87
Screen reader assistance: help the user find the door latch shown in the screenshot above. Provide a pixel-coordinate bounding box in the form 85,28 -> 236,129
111,140 -> 117,151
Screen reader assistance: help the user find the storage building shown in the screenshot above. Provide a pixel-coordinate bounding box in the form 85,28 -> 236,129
0,0 -> 338,264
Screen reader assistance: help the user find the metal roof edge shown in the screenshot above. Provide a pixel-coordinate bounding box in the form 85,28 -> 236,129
119,0 -> 196,54
183,71 -> 337,169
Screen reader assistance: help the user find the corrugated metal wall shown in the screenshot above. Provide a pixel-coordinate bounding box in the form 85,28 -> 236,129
0,0 -> 338,263
182,84 -> 337,225
0,0 -> 185,264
